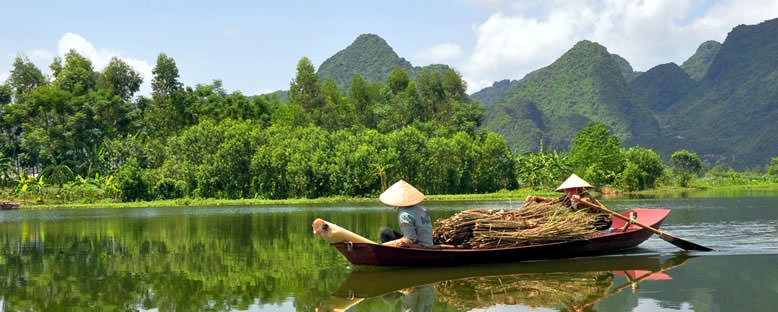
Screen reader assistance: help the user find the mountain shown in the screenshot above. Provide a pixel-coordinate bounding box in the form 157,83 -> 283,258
611,54 -> 642,82
629,63 -> 696,113
655,18 -> 778,168
680,41 -> 721,80
317,34 -> 450,90
484,40 -> 659,152
470,79 -> 518,108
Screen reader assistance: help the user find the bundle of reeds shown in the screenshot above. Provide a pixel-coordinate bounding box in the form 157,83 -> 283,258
433,201 -> 602,248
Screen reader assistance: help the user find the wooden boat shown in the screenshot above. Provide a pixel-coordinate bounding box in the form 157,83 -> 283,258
0,201 -> 21,210
332,208 -> 670,266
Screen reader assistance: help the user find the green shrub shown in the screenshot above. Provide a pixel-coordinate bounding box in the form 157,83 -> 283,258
116,158 -> 150,201
619,146 -> 664,191
768,157 -> 778,176
154,178 -> 186,200
672,150 -> 703,187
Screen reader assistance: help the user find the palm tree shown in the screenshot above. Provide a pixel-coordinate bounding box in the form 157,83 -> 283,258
42,163 -> 74,188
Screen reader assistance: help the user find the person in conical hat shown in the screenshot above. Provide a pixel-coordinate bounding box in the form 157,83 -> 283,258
379,180 -> 434,248
523,173 -> 612,230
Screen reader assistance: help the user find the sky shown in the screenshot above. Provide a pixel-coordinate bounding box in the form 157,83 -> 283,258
2,0 -> 778,96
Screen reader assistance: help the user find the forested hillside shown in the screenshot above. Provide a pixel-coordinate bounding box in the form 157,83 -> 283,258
483,40 -> 659,152
654,18 -> 778,168
478,18 -> 778,169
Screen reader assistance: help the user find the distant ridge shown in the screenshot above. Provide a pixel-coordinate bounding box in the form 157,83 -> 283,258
317,34 -> 450,90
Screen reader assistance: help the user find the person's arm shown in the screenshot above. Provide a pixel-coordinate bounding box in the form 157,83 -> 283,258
383,237 -> 418,247
525,195 -> 554,203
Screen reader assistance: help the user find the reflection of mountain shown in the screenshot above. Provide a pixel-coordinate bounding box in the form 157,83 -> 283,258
320,254 -> 690,311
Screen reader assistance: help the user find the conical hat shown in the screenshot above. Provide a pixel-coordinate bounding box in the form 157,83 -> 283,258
555,173 -> 593,192
379,180 -> 426,207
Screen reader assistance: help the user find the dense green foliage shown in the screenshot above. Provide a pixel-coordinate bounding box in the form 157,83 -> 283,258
1,48 -> 511,202
672,150 -> 704,187
515,144 -> 570,188
680,40 -> 721,80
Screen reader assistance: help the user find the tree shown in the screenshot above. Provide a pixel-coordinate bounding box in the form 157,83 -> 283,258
568,123 -> 625,186
151,53 -> 182,98
767,157 -> 778,176
349,73 -> 377,128
98,57 -> 142,101
148,53 -> 190,135
54,50 -> 97,94
288,57 -> 322,114
620,146 -> 665,191
672,149 -> 703,187
387,67 -> 410,94
8,55 -> 46,103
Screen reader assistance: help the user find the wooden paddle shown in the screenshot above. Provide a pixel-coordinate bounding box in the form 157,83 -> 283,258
579,199 -> 713,251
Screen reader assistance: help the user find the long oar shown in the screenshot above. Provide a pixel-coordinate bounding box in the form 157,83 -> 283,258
580,199 -> 713,251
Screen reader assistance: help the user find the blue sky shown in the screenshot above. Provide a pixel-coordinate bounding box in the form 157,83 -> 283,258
2,0 -> 778,95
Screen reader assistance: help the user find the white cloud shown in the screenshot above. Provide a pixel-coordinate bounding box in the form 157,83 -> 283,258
459,0 -> 778,93
414,43 -> 465,64
253,89 -> 274,96
0,71 -> 8,84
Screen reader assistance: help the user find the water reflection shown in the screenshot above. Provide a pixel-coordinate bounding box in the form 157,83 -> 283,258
318,254 -> 690,311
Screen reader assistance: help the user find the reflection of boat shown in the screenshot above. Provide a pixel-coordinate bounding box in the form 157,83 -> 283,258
318,254 -> 690,312
0,201 -> 21,210
333,208 -> 669,266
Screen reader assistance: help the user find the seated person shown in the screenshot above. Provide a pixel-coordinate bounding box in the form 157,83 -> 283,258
378,180 -> 434,248
524,173 -> 612,230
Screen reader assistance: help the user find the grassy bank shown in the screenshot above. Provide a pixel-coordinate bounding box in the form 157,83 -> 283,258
8,181 -> 778,210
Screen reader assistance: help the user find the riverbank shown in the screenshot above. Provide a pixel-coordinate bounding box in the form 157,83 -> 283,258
8,182 -> 778,210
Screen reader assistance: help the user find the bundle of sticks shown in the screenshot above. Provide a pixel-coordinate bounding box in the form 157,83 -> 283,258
433,200 -> 603,248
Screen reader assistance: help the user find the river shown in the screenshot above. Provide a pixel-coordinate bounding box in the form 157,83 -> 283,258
1,190 -> 777,311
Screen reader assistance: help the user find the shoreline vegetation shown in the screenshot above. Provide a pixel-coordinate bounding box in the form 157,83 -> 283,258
12,182 -> 778,210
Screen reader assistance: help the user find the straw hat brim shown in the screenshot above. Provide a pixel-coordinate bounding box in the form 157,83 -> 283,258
555,173 -> 593,192
379,180 -> 426,207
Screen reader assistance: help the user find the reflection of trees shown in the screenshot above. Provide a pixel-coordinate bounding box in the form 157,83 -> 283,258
0,209 -> 380,311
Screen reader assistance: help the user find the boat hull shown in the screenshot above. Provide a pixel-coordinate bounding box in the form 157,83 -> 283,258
333,208 -> 670,266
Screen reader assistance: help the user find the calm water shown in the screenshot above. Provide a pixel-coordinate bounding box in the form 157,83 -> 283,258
1,192 -> 777,311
